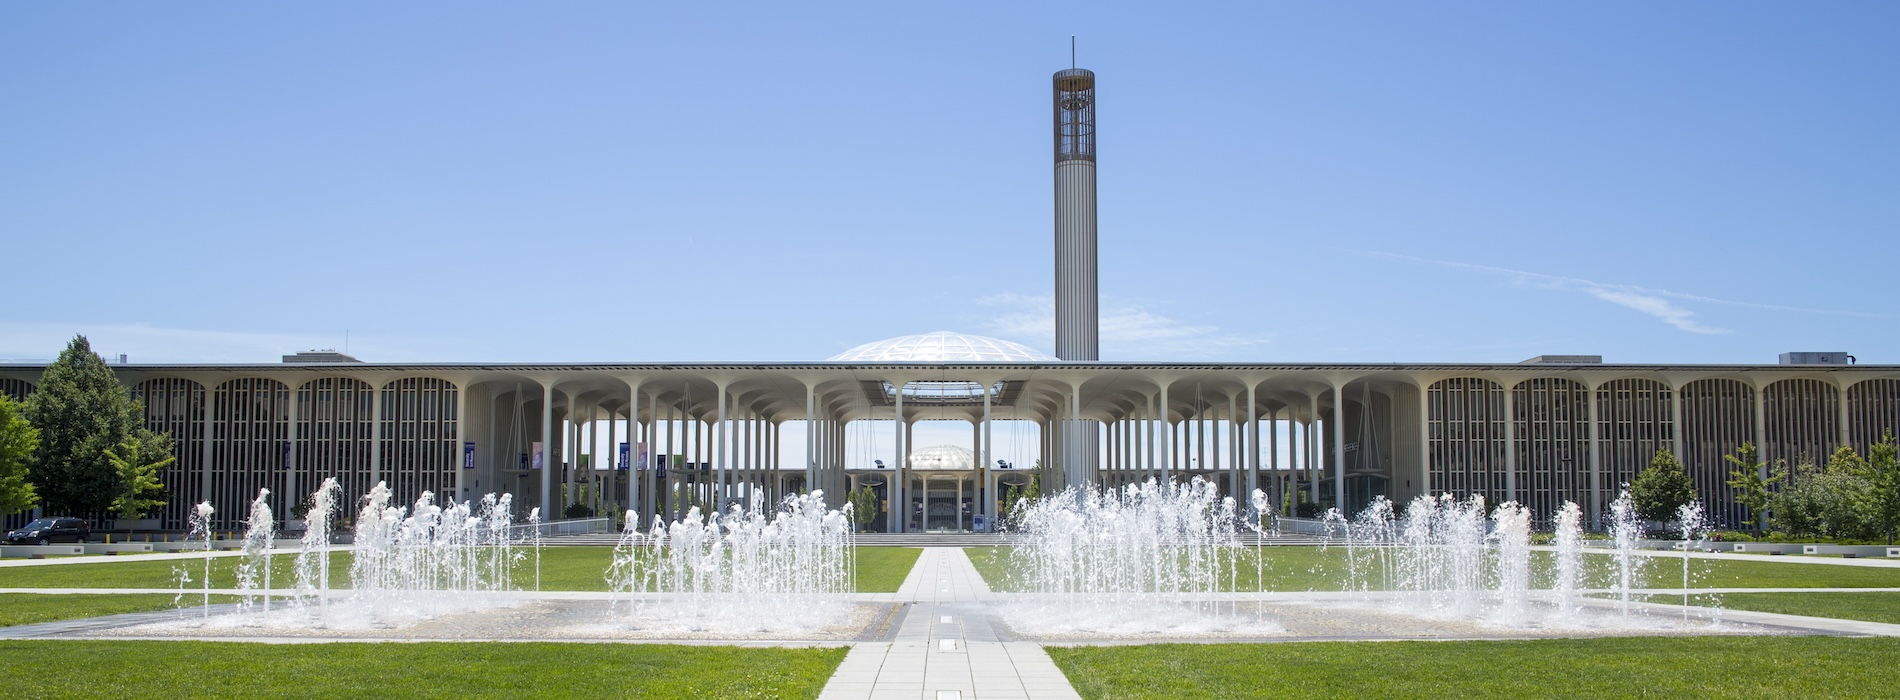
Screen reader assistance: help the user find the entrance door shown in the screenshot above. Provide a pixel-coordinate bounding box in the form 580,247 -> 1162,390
925,478 -> 963,532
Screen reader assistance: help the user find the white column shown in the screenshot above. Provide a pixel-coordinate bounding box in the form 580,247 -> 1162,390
646,391 -> 660,524
1229,393 -> 1240,490
1503,381 -> 1517,505
1587,381 -> 1602,530
1268,405 -> 1280,510
1246,382 -> 1259,500
539,382 -> 554,518
286,381 -> 302,517
981,387 -> 993,528
1069,382 -> 1084,488
1839,379 -> 1854,449
1419,384 -> 1432,502
200,382 -> 218,505
1753,382 -> 1769,496
1332,385 -> 1346,509
1196,397 -> 1207,474
369,381 -> 384,488
1670,381 -> 1685,462
454,381 -> 468,502
892,381 -> 905,534
1307,392 -> 1321,503
715,382 -> 728,511
607,403 -> 619,516
1158,383 -> 1172,480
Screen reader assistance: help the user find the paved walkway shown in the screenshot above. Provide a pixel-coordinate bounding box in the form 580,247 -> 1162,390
818,548 -> 1080,700
1552,546 -> 1900,568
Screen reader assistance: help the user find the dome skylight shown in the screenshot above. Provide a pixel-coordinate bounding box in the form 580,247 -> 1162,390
828,331 -> 1056,362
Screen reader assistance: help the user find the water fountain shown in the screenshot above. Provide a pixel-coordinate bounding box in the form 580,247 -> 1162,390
344,482 -> 530,624
154,478 -> 546,631
606,491 -> 856,634
1491,501 -> 1533,625
1675,500 -> 1710,618
1551,500 -> 1586,617
295,478 -> 342,618
1000,478 -> 1278,637
1608,488 -> 1648,616
1377,494 -> 1493,617
180,501 -> 215,619
234,489 -> 275,614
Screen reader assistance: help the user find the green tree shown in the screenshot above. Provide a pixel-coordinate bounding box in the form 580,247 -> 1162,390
1772,459 -> 1827,537
1864,432 -> 1900,544
24,336 -> 144,515
0,393 -> 41,516
1631,447 -> 1696,522
847,486 -> 879,532
1773,449 -> 1878,541
1724,442 -> 1785,536
1825,445 -> 1869,478
105,431 -> 171,520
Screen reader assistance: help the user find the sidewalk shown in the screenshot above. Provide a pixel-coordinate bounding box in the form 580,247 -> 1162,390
818,548 -> 1080,700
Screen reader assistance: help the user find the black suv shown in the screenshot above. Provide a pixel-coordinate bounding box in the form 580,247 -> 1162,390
5,518 -> 91,545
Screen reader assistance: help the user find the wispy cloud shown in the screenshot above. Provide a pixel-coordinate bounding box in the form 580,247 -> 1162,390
1578,287 -> 1728,334
977,294 -> 1267,359
1366,252 -> 1897,335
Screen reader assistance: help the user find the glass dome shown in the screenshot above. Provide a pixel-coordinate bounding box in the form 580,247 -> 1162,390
908,445 -> 975,470
828,331 -> 1056,362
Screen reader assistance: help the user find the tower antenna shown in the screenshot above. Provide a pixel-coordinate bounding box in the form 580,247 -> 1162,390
1071,35 -> 1076,69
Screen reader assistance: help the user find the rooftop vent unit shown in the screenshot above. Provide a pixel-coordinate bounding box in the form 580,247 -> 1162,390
283,351 -> 362,364
1520,355 -> 1602,365
1779,352 -> 1853,366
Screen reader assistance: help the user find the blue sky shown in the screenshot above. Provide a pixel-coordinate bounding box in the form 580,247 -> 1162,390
4,2 -> 1895,365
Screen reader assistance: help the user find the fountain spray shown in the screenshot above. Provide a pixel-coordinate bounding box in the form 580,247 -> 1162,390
237,489 -> 275,614
1607,488 -> 1645,617
1676,500 -> 1709,619
187,502 -> 215,618
296,478 -> 341,621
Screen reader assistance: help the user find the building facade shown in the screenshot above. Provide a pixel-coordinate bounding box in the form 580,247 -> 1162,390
5,347 -> 1894,533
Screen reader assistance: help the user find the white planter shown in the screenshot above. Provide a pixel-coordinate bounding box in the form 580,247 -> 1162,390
113,518 -> 162,530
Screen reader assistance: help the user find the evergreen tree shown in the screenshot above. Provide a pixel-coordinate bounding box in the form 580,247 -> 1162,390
23,336 -> 143,515
106,431 -> 172,520
0,393 -> 40,516
1631,447 -> 1696,522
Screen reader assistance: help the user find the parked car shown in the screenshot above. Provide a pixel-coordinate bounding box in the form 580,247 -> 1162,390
5,517 -> 91,545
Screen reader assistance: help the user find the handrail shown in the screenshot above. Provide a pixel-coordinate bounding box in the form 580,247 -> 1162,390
510,517 -> 611,538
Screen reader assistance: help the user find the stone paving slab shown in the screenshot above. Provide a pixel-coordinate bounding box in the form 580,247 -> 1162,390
818,548 -> 1081,700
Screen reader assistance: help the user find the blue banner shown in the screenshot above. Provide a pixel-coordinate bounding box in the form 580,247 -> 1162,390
463,441 -> 476,470
617,442 -> 630,471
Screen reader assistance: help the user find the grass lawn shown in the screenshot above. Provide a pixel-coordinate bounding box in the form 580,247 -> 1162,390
0,547 -> 919,594
1048,637 -> 1900,700
853,547 -> 921,592
967,545 -> 1900,592
0,640 -> 844,699
1654,591 -> 1900,625
0,593 -> 242,627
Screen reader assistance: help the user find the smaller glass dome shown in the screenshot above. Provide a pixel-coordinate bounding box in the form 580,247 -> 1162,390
908,445 -> 975,470
829,331 -> 1056,362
